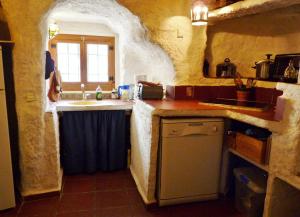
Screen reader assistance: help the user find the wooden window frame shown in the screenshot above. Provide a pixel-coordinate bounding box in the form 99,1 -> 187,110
49,34 -> 115,91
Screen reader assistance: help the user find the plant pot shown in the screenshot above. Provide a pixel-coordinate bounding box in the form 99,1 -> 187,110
237,90 -> 250,101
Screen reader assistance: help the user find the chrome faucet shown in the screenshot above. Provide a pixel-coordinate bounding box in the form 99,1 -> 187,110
81,83 -> 86,100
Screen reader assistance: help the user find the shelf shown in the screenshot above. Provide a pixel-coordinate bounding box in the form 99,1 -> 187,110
276,174 -> 300,191
229,148 -> 269,172
208,0 -> 300,23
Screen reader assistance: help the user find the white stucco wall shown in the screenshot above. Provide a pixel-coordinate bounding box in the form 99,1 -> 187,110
0,0 -> 177,196
1,0 -> 300,201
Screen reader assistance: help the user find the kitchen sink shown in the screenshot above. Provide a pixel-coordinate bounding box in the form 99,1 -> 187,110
68,100 -> 100,106
56,99 -> 134,111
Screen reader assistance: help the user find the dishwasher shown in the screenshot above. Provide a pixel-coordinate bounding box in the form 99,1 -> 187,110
157,118 -> 224,206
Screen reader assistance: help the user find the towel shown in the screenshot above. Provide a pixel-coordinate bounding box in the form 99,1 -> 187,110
45,51 -> 54,80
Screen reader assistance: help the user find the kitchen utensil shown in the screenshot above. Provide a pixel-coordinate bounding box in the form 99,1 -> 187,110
252,54 -> 274,80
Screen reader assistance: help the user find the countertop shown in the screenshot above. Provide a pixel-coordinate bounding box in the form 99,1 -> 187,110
142,99 -> 280,122
56,99 -> 134,111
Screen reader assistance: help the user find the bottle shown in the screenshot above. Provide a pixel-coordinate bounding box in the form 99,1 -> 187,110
121,89 -> 129,101
284,60 -> 297,80
111,88 -> 118,99
96,85 -> 102,100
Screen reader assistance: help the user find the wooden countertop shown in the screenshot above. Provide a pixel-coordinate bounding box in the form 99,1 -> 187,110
143,99 -> 279,122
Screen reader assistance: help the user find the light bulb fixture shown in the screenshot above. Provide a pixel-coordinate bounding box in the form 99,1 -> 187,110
191,1 -> 208,26
48,23 -> 59,39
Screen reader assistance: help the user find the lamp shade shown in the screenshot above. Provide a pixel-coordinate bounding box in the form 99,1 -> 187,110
48,23 -> 59,39
191,1 -> 208,26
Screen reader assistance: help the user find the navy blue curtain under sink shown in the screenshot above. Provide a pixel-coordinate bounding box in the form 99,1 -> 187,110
60,110 -> 127,174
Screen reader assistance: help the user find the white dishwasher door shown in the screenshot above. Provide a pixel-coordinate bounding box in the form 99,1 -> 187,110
158,118 -> 224,206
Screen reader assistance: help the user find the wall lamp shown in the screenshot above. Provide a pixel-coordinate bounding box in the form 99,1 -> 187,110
191,1 -> 208,26
48,23 -> 59,39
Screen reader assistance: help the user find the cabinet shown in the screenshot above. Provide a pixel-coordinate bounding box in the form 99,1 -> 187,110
225,120 -> 271,171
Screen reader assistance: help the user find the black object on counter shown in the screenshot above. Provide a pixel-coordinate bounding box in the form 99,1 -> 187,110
272,53 -> 300,82
60,110 -> 127,174
45,51 -> 54,80
138,83 -> 163,100
203,59 -> 210,77
216,58 -> 236,78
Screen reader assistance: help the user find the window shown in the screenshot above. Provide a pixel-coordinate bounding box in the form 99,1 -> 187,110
87,44 -> 109,82
49,34 -> 115,91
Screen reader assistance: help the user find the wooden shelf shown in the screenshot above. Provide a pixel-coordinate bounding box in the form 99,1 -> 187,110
229,148 -> 269,172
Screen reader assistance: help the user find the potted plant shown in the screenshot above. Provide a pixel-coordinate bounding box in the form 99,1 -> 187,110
234,72 -> 256,101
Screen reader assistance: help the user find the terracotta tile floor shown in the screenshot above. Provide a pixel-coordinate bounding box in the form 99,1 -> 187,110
0,170 -> 244,217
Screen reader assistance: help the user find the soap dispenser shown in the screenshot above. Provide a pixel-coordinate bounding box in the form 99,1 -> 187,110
96,85 -> 102,100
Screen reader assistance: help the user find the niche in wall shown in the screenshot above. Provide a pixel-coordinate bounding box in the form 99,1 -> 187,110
205,5 -> 300,78
0,7 -> 11,40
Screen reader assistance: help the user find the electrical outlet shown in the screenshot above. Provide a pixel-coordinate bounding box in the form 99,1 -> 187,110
177,29 -> 183,39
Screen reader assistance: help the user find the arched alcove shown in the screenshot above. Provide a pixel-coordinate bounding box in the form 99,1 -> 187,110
42,0 -> 175,87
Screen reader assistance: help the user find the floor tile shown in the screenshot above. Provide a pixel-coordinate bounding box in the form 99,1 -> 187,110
124,174 -> 136,189
18,197 -> 59,217
169,203 -> 210,217
63,179 -> 96,193
17,214 -> 54,217
7,169 -> 243,217
0,211 -> 18,217
95,190 -> 130,209
0,204 -> 20,217
58,192 -> 95,213
95,176 -> 125,191
127,189 -> 144,205
56,210 -> 95,217
65,174 -> 96,181
131,204 -> 171,217
95,170 -> 129,180
95,206 -> 132,217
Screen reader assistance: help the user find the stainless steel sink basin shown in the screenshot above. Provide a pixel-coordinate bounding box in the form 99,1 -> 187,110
56,100 -> 134,111
68,101 -> 100,106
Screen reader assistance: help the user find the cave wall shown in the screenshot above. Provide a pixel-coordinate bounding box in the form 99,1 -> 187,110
0,0 -> 206,196
119,0 -> 207,84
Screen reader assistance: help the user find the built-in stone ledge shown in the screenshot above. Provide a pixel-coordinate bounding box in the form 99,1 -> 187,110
268,177 -> 300,217
208,0 -> 300,22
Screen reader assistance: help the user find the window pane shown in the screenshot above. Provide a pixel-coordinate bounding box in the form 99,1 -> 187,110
57,43 -> 80,82
87,44 -> 109,82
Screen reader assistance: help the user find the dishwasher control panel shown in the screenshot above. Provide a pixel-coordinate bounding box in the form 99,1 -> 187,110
162,119 -> 223,138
